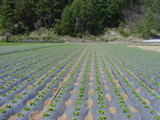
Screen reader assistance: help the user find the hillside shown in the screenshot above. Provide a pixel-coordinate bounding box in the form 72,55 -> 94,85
0,0 -> 160,42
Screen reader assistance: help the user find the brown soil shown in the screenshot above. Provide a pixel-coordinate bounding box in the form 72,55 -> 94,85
57,113 -> 67,120
127,45 -> 160,53
136,88 -> 141,93
27,85 -> 32,89
120,72 -> 124,75
89,77 -> 94,81
121,93 -> 128,101
42,74 -> 46,77
150,88 -> 156,93
111,75 -> 115,78
59,81 -> 64,87
8,114 -> 18,120
29,99 -> 51,120
84,111 -> 93,120
87,89 -> 94,97
63,76 -> 68,81
104,85 -> 109,90
57,72 -> 60,75
102,75 -> 105,78
26,98 -> 34,105
117,84 -> 122,89
100,71 -> 104,74
125,77 -> 128,80
128,104 -> 139,114
53,87 -> 58,94
74,81 -> 79,86
130,82 -> 134,85
38,90 -> 41,94
142,82 -> 146,85
46,83 -> 50,87
103,80 -> 107,83
89,72 -> 93,75
29,111 -> 43,120
76,76 -> 81,80
88,82 -> 93,86
14,91 -> 23,98
99,68 -> 102,70
0,104 -> 6,109
43,98 -> 51,107
108,106 -> 116,115
65,99 -> 73,107
70,89 -> 77,95
86,98 -> 93,109
35,78 -> 41,82
78,72 -> 82,75
142,98 -> 150,104
105,94 -> 111,101
5,81 -> 9,84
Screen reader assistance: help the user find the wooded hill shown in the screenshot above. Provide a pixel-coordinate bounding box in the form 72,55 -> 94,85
0,0 -> 160,41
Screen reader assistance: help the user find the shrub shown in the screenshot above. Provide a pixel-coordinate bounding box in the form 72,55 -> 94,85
100,38 -> 105,41
111,38 -> 117,41
77,33 -> 82,38
106,39 -> 109,42
104,28 -> 109,32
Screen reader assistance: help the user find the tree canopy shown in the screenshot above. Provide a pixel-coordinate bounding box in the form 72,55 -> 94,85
0,0 -> 159,39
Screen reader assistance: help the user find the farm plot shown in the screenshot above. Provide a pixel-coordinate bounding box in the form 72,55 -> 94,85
0,43 -> 160,120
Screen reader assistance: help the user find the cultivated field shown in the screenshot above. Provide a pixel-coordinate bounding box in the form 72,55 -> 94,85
0,43 -> 160,120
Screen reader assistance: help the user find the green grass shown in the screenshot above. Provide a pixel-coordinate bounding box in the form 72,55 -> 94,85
0,42 -> 63,47
0,42 -> 36,46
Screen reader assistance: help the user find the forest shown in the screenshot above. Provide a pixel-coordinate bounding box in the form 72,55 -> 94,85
0,0 -> 160,41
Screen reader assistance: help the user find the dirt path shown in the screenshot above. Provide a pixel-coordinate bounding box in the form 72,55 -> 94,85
127,45 -> 160,52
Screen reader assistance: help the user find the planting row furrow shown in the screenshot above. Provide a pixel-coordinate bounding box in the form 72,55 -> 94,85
98,46 -> 160,119
13,46 -> 89,120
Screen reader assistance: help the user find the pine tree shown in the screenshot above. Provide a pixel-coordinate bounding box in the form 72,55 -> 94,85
0,0 -> 15,42
136,8 -> 156,38
151,0 -> 160,14
143,8 -> 156,29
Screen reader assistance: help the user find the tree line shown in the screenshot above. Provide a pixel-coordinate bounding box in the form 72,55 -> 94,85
0,0 -> 160,40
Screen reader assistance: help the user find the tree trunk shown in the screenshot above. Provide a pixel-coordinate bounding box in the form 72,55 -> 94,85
75,18 -> 80,36
3,31 -> 9,42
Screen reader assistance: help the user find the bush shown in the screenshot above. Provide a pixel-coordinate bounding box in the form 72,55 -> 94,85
104,28 -> 109,32
0,38 -> 6,42
118,27 -> 129,37
77,33 -> 82,38
37,31 -> 42,36
100,38 -> 105,41
111,38 -> 117,41
106,39 -> 109,42
141,30 -> 156,39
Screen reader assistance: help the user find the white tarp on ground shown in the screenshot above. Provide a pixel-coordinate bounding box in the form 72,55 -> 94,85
142,39 -> 160,42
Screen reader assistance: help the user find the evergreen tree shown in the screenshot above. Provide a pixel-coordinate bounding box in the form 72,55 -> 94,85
151,0 -> 160,14
0,0 -> 15,42
137,8 -> 157,38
